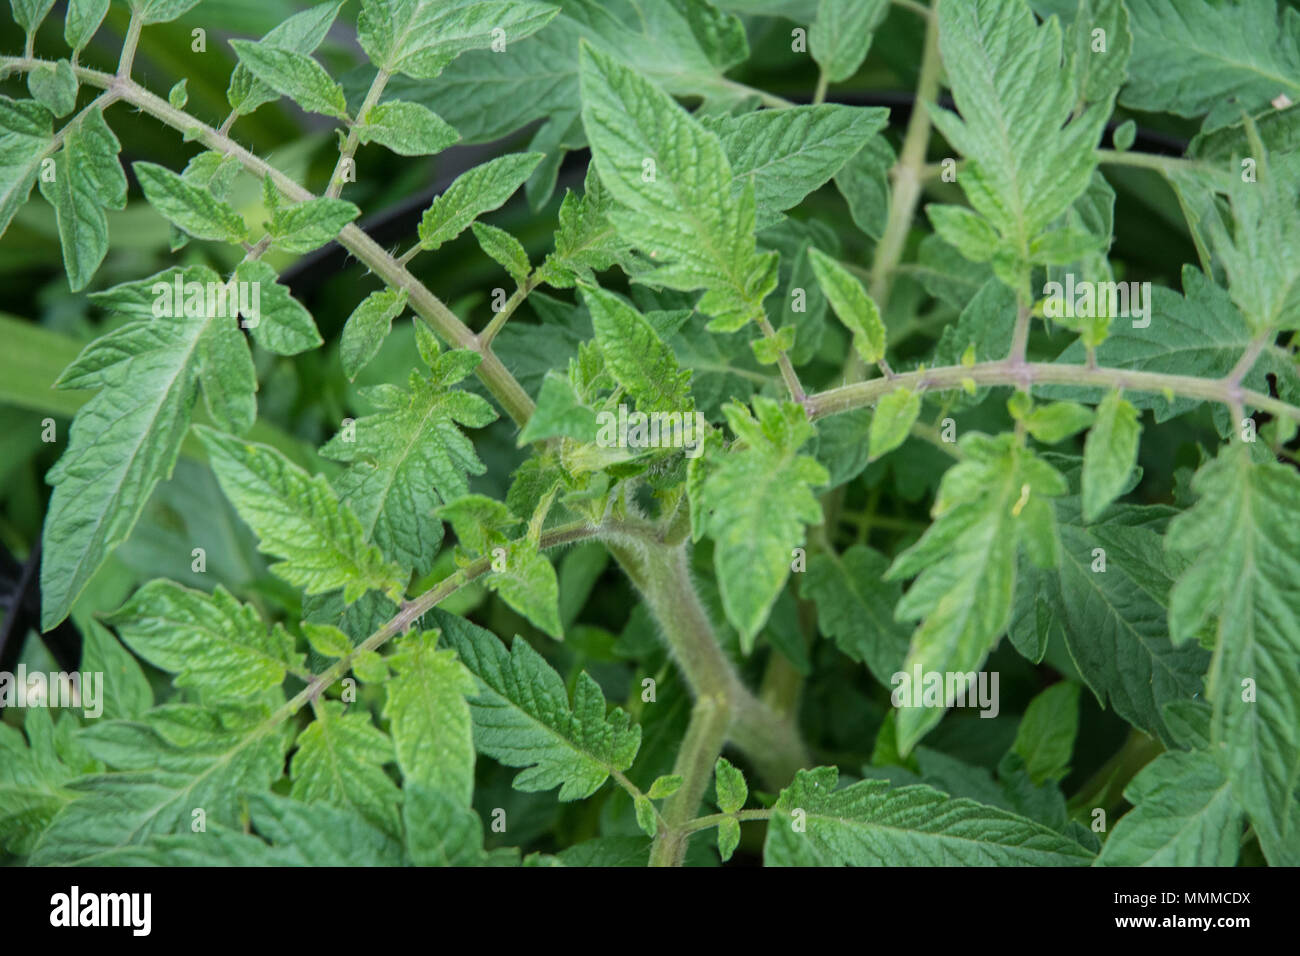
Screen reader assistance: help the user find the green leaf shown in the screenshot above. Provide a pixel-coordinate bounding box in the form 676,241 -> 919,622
584,286 -> 692,414
30,704 -> 290,864
80,620 -> 153,721
229,40 -> 349,120
196,426 -> 409,604
869,388 -> 921,461
929,0 -> 1109,286
404,785 -> 488,865
40,265 -> 260,628
1081,390 -> 1140,521
435,609 -> 641,801
1112,118 -> 1136,152
1022,401 -> 1094,444
751,324 -> 796,365
267,196 -> 359,254
291,700 -> 400,834
579,42 -> 773,331
1064,0 -> 1132,107
647,774 -> 683,800
801,544 -> 910,686
0,709 -> 97,855
353,649 -> 390,683
714,757 -> 747,813
634,794 -> 657,837
809,0 -> 889,82
131,0 -> 202,24
933,277 -> 1014,371
486,539 -> 564,640
886,434 -> 1067,753
227,0 -> 345,116
27,59 -> 77,117
341,287 -> 408,380
1011,473 -> 1208,743
399,0 -> 746,152
927,204 -> 1001,263
383,630 -> 477,802
236,259 -> 324,355
437,493 -> 517,556
550,835 -> 649,867
702,104 -> 888,228
1097,750 -> 1243,866
64,0 -> 109,53
320,355 -> 495,575
417,152 -> 543,251
691,397 -> 827,646
1028,227 -> 1101,266
436,494 -> 563,638
105,581 -> 303,700
0,96 -> 54,236
1012,682 -> 1080,785
359,0 -> 561,79
1165,447 -> 1300,865
98,793 -> 405,866
539,165 -> 630,288
807,247 -> 886,364
764,767 -> 1094,865
835,136 -> 894,240
11,0 -> 56,34
134,161 -> 248,243
1122,0 -> 1300,133
303,622 -> 352,658
356,100 -> 461,157
516,370 -> 599,445
717,818 -> 741,862
471,221 -> 530,282
1204,148 -> 1300,333
38,106 -> 126,291
162,76 -> 186,108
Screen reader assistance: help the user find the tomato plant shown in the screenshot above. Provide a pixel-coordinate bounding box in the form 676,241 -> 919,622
1,0 -> 1298,867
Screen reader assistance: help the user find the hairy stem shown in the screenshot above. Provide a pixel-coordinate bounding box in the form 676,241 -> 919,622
1008,301 -> 1032,365
807,357 -> 1300,423
755,312 -> 806,402
327,68 -> 390,199
116,12 -> 143,79
480,275 -> 536,347
1096,148 -> 1219,178
812,70 -> 829,106
1227,332 -> 1273,386
681,807 -> 774,835
282,520 -> 602,717
648,695 -> 730,866
709,76 -> 796,110
0,56 -> 537,427
605,537 -> 811,794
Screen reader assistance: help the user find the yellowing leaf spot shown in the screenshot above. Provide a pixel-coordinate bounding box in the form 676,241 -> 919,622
1011,482 -> 1031,517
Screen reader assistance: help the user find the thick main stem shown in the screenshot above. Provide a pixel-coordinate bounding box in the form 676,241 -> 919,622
605,537 -> 811,795
648,695 -> 730,867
